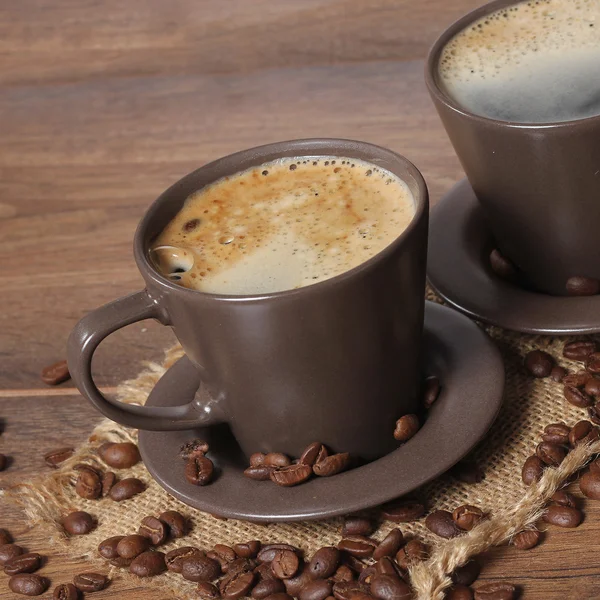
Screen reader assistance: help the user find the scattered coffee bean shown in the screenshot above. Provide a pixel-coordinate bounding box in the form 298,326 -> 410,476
452,505 -> 485,531
129,550 -> 167,577
41,360 -> 70,385
446,585 -> 474,600
182,554 -> 221,582
380,498 -> 426,522
98,536 -> 123,560
198,581 -> 221,600
75,469 -> 102,500
299,579 -> 333,600
564,340 -> 597,361
98,442 -> 141,469
165,547 -> 204,573
550,366 -> 568,383
535,442 -> 567,466
44,447 -> 75,468
313,453 -> 351,477
550,490 -> 577,507
109,478 -> 145,501
139,516 -> 167,545
511,529 -> 541,550
244,466 -> 275,481
524,350 -> 554,378
588,405 -> 600,425
227,557 -> 257,577
541,423 -> 571,445
375,557 -> 403,579
264,453 -> 292,468
489,249 -> 518,281
264,594 -> 293,600
425,510 -> 462,539
271,549 -> 300,579
423,375 -> 441,409
101,471 -> 116,497
357,565 -> 376,585
338,536 -> 378,559
371,531 -> 401,563
117,534 -> 151,559
451,461 -> 484,484
158,510 -> 188,538
308,547 -> 340,579
220,570 -> 255,599
341,554 -> 367,574
342,517 -> 373,537
579,471 -> 600,499
109,556 -> 133,568
4,553 -> 41,575
474,582 -> 517,600
0,529 -> 11,546
299,443 -> 325,467
451,560 -> 480,586
186,455 -> 215,486
393,415 -> 420,442
214,544 -> 237,565
370,574 -> 412,600
283,563 -> 312,597
270,464 -> 312,487
564,370 -> 591,388
543,504 -> 583,528
566,276 -> 600,296
585,377 -> 600,397
53,583 -> 79,600
250,453 -> 267,467
521,455 -> 544,485
0,544 -> 24,565
332,581 -> 370,600
252,579 -> 286,599
587,352 -> 600,374
180,439 -> 210,459
232,541 -> 261,560
257,545 -> 300,564
564,385 -> 596,409
569,420 -> 600,446
332,565 -> 355,583
62,511 -> 94,535
9,574 -> 49,596
72,573 -> 109,592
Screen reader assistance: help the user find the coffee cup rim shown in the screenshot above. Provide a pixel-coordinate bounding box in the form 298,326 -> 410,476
425,0 -> 600,130
134,138 -> 428,302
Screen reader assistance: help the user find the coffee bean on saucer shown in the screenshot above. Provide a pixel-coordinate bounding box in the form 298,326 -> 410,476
541,423 -> 571,445
271,549 -> 300,579
380,498 -> 426,522
98,442 -> 141,469
234,541 -> 261,559
117,535 -> 151,559
550,490 -> 577,507
566,276 -> 600,296
159,510 -> 189,538
535,442 -> 567,466
9,574 -> 49,596
550,366 -> 568,383
474,582 -> 518,600
299,443 -> 325,467
563,370 -> 591,388
342,517 -> 374,537
198,581 -> 221,600
569,420 -> 600,446
139,516 -> 167,545
579,471 -> 600,499
73,573 -> 109,592
62,511 -> 95,535
308,547 -> 340,579
370,574 -> 412,600
98,536 -> 124,560
182,554 -> 221,582
331,565 -> 355,583
109,478 -> 145,500
252,579 -> 286,599
75,469 -> 102,500
393,415 -> 420,442
180,439 -> 210,460
451,560 -> 480,586
0,530 -> 12,546
563,340 -> 598,361
44,447 -> 75,468
4,553 -> 42,575
250,453 -> 267,467
41,360 -> 70,385
543,505 -> 583,528
337,536 -> 378,559
165,547 -> 204,573
331,581 -> 370,600
564,385 -> 594,408
264,453 -> 292,468
586,352 -> 600,374
53,583 -> 79,600
524,350 -> 554,378
425,510 -> 462,539
270,464 -> 312,487
129,551 -> 167,577
186,455 -> 215,486
450,460 -> 484,484
489,249 -> 518,282
101,471 -> 116,496
245,466 -> 275,481
452,505 -> 485,531
585,377 -> 600,397
423,376 -> 441,409
372,529 -> 404,560
220,570 -> 256,599
313,453 -> 351,477
299,579 -> 333,600
511,529 -> 541,550
446,585 -> 474,600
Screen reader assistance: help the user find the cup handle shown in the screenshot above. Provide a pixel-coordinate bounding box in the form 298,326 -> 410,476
67,290 -> 222,431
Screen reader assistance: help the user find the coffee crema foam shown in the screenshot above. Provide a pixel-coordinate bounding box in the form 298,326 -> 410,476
151,157 -> 415,295
438,0 -> 600,123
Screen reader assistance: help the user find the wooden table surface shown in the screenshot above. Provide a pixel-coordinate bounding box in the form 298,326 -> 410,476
1,1 -> 598,598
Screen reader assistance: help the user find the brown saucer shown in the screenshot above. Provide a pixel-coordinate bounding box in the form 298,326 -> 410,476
138,302 -> 504,522
428,179 -> 600,335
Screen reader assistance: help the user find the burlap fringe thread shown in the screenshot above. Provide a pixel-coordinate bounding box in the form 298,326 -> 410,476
8,343 -> 600,600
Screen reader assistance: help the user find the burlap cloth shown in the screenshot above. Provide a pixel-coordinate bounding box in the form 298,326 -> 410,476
10,295 -> 600,600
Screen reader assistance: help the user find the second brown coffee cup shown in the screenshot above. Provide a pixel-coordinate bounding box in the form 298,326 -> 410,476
67,139 -> 429,462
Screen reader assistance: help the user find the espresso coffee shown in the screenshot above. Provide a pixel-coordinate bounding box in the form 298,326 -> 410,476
151,157 -> 415,295
438,0 -> 600,123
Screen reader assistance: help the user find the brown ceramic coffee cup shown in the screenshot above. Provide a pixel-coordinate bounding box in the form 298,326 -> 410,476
67,139 -> 429,461
426,0 -> 600,296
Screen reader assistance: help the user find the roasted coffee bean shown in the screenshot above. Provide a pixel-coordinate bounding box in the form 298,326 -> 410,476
564,384 -> 594,408
4,553 -> 42,575
264,453 -> 292,468
511,529 -> 541,550
535,442 -> 567,466
450,461 -> 484,484
299,579 -> 333,600
165,547 -> 204,573
253,563 -> 277,581
208,552 -> 231,572
313,453 -> 351,477
370,574 -> 412,600
220,570 -> 256,599
182,554 -> 221,582
244,466 -> 275,481
214,544 -> 237,563
332,565 -> 355,583
452,505 -> 485,531
474,582 -> 518,600
198,581 -> 221,600
341,554 -> 367,574
270,464 -> 312,487
62,511 -> 94,535
257,544 -> 300,564
75,469 -> 102,500
566,276 -> 600,297
521,456 -> 544,485
0,454 -> 8,471
0,544 -> 24,565
234,541 -> 261,559
117,534 -> 151,559
342,517 -> 374,537
451,561 -> 480,586
41,360 -> 70,385
99,441 -> 141,469
283,563 -> 312,597
393,415 -> 420,442
101,471 -> 116,497
489,248 -> 517,281
264,595 -> 294,600
0,529 -> 12,546
332,581 -> 370,600
9,574 -> 49,596
380,498 -> 426,522
159,510 -> 188,537
299,443 -> 325,467
569,420 -> 600,446
98,536 -> 123,560
129,551 -> 167,577
541,423 -> 571,445
271,549 -> 300,579
585,377 -> 600,397
357,565 -> 376,585
564,340 -> 598,361
44,447 -> 74,468
590,458 -> 600,474
109,556 -> 133,568
563,370 -> 591,388
550,490 -> 577,507
227,558 -> 258,577
72,573 -> 109,592
139,516 -> 168,545
252,579 -> 286,599
250,453 -> 267,467
180,439 -> 210,459
53,583 -> 79,600
524,350 -> 554,378
446,585 -> 474,600
395,540 -> 429,570
543,504 -> 583,528
579,471 -> 600,499
308,547 -> 340,579
109,477 -> 145,501
588,405 -> 600,425
185,455 -> 215,486
425,510 -> 462,539
375,557 -> 403,580
372,529 -> 404,560
338,536 -> 378,559
550,366 -> 568,383
423,376 -> 441,409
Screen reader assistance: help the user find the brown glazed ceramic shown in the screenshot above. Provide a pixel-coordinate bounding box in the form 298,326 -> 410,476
67,139 -> 429,462
426,0 -> 600,296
